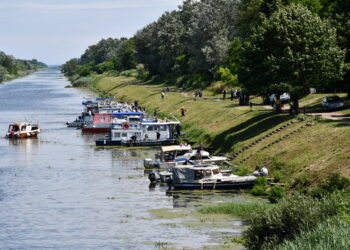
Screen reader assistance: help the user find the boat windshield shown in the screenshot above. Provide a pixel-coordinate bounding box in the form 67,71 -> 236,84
212,168 -> 220,175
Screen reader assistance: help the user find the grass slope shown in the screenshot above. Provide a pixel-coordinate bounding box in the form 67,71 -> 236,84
91,75 -> 350,185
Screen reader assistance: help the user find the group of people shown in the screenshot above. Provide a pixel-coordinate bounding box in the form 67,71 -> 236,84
253,166 -> 269,177
193,90 -> 203,100
222,89 -> 251,106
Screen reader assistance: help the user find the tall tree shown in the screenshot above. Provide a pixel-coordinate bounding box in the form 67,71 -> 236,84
239,4 -> 345,108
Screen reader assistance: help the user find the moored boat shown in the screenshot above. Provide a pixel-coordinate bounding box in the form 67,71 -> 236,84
6,122 -> 41,138
169,163 -> 256,189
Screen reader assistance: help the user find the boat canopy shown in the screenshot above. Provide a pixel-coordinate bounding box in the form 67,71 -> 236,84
82,101 -> 98,105
112,112 -> 143,118
141,121 -> 180,125
161,145 -> 192,152
96,97 -> 113,100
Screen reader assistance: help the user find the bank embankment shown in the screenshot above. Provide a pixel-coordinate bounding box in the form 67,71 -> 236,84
86,75 -> 350,187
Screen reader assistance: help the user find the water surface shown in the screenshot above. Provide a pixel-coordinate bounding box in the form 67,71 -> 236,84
0,69 -> 249,249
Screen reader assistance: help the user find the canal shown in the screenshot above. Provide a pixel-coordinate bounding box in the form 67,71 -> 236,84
0,69 -> 249,249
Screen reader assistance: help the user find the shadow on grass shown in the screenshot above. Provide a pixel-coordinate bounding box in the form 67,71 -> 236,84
210,112 -> 294,152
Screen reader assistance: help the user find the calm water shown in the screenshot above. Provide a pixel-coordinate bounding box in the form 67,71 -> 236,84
0,69 -> 249,249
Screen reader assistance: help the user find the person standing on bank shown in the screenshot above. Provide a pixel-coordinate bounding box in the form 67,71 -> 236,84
222,89 -> 227,100
161,91 -> 165,99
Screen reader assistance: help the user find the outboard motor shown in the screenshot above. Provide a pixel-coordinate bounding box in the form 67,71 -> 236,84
148,172 -> 158,182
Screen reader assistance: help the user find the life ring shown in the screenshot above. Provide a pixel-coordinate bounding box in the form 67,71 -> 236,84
123,122 -> 130,130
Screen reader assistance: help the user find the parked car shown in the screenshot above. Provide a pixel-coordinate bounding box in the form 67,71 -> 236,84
269,93 -> 290,103
321,96 -> 344,111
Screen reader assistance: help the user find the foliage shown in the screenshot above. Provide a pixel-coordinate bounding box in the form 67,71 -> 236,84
243,194 -> 340,249
0,51 -> 46,82
234,165 -> 251,176
309,173 -> 350,197
239,4 -> 345,107
268,185 -> 286,203
199,202 -> 269,218
276,217 -> 350,250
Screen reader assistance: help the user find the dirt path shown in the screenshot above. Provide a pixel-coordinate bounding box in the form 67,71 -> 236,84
308,112 -> 350,122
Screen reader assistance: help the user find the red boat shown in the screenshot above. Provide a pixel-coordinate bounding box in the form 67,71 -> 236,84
6,122 -> 41,138
82,113 -> 112,133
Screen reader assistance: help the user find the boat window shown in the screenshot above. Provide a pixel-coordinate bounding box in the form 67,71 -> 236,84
32,126 -> 38,130
122,133 -> 127,137
213,168 -> 220,175
21,126 -> 26,131
194,170 -> 203,180
160,125 -> 166,131
114,132 -> 121,138
202,156 -> 210,160
147,126 -> 153,131
204,170 -> 212,176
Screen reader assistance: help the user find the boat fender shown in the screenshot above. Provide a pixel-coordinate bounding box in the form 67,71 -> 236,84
123,122 -> 130,130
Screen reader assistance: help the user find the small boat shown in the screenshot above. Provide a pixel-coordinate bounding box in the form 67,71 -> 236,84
169,163 -> 256,190
144,145 -> 229,168
82,113 -> 113,133
6,122 -> 41,138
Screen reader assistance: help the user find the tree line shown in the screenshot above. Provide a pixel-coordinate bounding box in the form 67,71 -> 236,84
0,51 -> 47,83
62,0 -> 350,106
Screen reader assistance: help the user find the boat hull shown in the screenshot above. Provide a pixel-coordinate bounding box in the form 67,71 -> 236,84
121,139 -> 177,147
172,181 -> 255,190
82,127 -> 111,133
95,139 -> 121,146
6,132 -> 39,139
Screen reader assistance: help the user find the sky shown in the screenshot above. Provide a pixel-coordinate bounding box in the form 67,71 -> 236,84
0,0 -> 183,65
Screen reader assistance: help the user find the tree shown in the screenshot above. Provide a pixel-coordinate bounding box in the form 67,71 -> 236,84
239,4 -> 345,108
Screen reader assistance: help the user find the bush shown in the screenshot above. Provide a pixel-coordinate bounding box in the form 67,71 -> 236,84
120,69 -> 137,77
72,77 -> 92,87
251,185 -> 267,196
268,185 -> 285,204
309,173 -> 350,198
243,195 -> 339,249
276,217 -> 350,250
234,165 -> 251,176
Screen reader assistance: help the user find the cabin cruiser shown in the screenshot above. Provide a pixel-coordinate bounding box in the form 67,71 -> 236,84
96,116 -> 180,147
6,122 -> 41,138
157,163 -> 256,190
82,113 -> 113,133
144,145 -> 229,168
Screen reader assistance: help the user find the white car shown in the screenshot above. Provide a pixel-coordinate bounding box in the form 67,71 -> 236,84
321,96 -> 344,111
269,93 -> 290,103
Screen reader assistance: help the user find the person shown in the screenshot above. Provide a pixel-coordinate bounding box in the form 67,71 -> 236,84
230,89 -> 234,101
134,100 -> 138,108
196,144 -> 203,162
161,91 -> 165,99
194,91 -> 198,101
198,90 -> 202,98
176,124 -> 181,137
249,101 -> 253,111
166,87 -> 170,92
144,134 -> 149,141
260,166 -> 268,176
182,83 -> 186,91
130,135 -> 137,143
180,107 -> 186,117
253,166 -> 260,176
156,131 -> 161,141
222,89 -> 227,100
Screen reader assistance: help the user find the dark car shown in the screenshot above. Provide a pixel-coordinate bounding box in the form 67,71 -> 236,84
321,96 -> 344,111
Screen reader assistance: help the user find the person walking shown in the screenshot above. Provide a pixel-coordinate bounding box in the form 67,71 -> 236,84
222,89 -> 227,100
180,107 -> 186,117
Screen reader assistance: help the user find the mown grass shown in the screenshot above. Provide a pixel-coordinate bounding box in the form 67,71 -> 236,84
90,74 -> 350,185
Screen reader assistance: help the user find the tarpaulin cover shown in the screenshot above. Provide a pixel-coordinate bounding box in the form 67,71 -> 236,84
172,167 -> 194,184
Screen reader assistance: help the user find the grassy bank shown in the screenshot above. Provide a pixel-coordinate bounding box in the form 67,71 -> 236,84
80,74 -> 350,187
0,68 -> 46,83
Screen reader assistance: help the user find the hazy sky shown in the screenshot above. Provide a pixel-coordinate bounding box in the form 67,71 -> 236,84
0,0 -> 183,65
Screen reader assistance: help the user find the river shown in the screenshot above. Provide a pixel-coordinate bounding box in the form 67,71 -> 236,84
0,69 -> 250,249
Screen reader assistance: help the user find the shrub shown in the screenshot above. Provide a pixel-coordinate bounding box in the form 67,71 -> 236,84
276,217 -> 350,250
72,77 -> 92,87
234,165 -> 251,176
243,195 -> 339,249
268,185 -> 285,204
251,185 -> 267,196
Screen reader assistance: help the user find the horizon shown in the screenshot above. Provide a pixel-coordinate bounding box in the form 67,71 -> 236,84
0,0 -> 182,65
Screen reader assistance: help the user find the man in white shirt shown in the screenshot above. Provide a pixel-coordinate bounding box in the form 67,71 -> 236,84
260,166 -> 268,176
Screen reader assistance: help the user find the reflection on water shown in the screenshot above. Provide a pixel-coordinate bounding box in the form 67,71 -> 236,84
0,69 -> 251,249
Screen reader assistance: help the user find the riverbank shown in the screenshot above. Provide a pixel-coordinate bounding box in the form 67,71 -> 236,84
0,68 -> 48,84
77,74 -> 350,188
